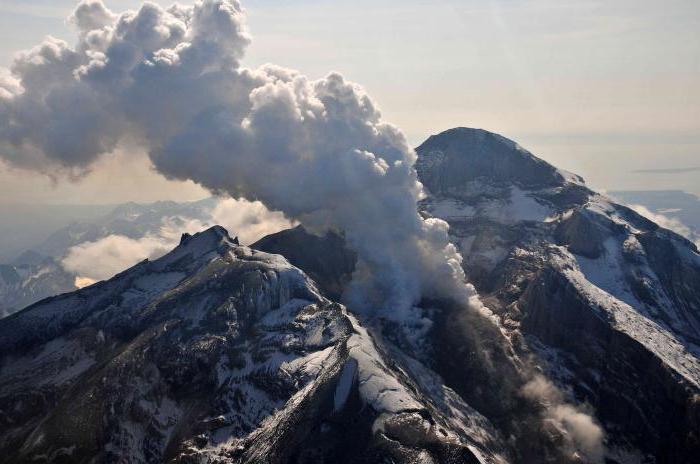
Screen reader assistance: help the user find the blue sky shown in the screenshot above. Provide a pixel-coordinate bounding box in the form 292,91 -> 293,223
0,0 -> 698,202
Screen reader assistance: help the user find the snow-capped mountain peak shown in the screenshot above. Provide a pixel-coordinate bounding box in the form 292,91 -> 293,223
416,127 -> 700,462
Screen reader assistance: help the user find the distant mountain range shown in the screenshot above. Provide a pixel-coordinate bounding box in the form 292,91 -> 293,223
0,255 -> 76,318
0,199 -> 218,318
0,203 -> 116,263
1,128 -> 699,463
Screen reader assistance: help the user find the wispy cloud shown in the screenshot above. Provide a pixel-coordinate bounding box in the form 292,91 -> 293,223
633,167 -> 700,175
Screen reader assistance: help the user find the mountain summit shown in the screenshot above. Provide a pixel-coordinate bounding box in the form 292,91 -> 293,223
416,127 -> 583,192
416,127 -> 700,462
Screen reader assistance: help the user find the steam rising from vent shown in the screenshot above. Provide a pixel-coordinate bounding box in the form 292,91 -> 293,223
0,0 -> 470,314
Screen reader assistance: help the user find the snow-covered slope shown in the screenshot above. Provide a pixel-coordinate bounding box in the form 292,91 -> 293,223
0,226 -> 507,463
416,127 -> 700,462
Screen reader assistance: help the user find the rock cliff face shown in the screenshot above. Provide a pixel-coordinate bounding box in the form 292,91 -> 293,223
0,226 -> 507,464
416,127 -> 700,462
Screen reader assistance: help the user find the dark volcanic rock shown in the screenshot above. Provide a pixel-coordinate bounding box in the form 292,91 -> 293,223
555,209 -> 606,259
253,225 -> 356,301
0,226 -> 506,464
415,127 -> 573,194
520,259 -> 700,461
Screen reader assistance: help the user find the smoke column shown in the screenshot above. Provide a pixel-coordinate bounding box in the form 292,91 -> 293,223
0,0 -> 471,315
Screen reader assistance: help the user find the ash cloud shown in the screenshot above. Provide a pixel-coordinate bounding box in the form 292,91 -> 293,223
449,304 -> 606,463
0,0 -> 470,314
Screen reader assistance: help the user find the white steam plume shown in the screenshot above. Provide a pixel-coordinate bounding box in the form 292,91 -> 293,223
210,198 -> 293,245
0,0 -> 470,314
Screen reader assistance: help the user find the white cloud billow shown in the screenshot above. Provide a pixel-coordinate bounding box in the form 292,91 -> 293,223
210,198 -> 293,245
63,233 -> 174,282
0,0 -> 471,315
61,197 -> 294,282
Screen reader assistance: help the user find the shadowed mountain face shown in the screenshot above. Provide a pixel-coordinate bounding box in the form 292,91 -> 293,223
252,225 -> 356,302
2,128 -> 699,463
415,128 -> 580,193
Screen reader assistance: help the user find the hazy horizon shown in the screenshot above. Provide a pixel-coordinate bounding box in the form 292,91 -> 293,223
0,0 -> 698,204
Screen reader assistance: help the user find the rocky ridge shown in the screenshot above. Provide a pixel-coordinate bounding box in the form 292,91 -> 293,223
0,226 -> 507,463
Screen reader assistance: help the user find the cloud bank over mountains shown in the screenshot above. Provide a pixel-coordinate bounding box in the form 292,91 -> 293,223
0,0 -> 470,314
61,197 -> 293,282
